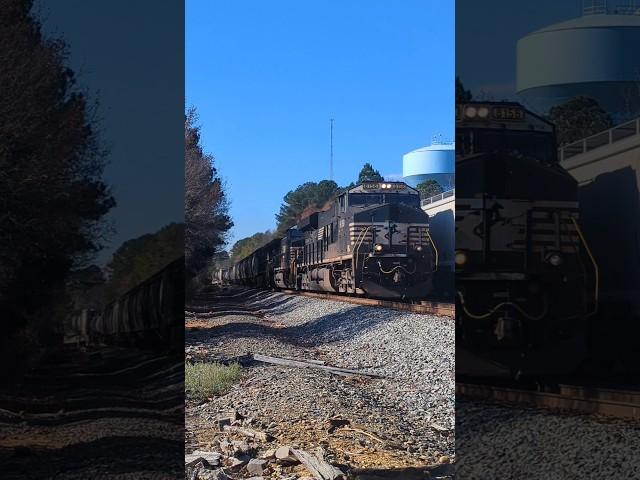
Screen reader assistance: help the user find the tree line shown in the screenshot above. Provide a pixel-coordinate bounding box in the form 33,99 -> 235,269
1,1 -> 116,370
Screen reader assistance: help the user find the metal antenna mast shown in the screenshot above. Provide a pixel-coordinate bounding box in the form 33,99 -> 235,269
329,118 -> 334,181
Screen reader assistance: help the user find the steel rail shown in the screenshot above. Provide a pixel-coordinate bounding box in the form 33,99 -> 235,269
280,289 -> 454,317
457,382 -> 640,420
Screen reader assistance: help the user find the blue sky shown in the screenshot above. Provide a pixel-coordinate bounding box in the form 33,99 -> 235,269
186,0 -> 454,246
457,0 -> 582,100
37,1 -> 184,265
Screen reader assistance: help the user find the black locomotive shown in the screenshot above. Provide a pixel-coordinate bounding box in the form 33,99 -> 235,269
455,102 -> 598,378
225,182 -> 437,300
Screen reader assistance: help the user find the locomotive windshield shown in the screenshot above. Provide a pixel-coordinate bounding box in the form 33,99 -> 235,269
349,193 -> 420,207
456,128 -> 556,164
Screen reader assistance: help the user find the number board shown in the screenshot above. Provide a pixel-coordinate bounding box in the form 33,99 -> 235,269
491,106 -> 525,121
362,183 -> 405,190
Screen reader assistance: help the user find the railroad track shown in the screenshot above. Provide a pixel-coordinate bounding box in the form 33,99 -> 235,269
280,289 -> 454,316
457,382 -> 640,420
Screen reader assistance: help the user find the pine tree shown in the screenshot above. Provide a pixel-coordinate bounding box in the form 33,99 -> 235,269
357,163 -> 384,183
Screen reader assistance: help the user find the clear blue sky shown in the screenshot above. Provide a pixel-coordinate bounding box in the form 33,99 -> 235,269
37,1 -> 184,265
186,0 -> 454,246
457,0 -> 582,100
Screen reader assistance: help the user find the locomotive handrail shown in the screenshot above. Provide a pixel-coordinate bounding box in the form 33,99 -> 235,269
457,290 -> 549,321
377,262 -> 417,275
570,217 -> 599,316
426,229 -> 439,272
352,225 -> 372,274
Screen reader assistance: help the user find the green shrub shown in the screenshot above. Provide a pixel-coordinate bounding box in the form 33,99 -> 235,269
185,362 -> 241,400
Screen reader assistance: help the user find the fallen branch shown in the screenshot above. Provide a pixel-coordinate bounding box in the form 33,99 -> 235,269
292,448 -> 345,480
222,425 -> 272,442
341,426 -> 385,443
253,354 -> 385,378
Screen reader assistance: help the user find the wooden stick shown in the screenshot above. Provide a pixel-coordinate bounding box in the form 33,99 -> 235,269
253,354 -> 385,378
340,427 -> 385,443
291,448 -> 345,480
222,425 -> 272,442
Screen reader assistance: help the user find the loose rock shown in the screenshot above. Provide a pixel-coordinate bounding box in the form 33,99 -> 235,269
246,458 -> 269,476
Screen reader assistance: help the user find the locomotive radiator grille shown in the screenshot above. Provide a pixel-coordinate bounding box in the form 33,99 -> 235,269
349,222 -> 431,246
512,209 -> 580,253
407,224 -> 430,246
348,223 -> 385,243
456,199 -> 581,254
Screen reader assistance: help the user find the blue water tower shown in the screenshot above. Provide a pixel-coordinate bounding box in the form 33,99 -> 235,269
402,141 -> 455,190
516,3 -> 640,122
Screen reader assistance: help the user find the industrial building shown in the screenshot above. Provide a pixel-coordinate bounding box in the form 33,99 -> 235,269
516,2 -> 640,122
402,141 -> 455,190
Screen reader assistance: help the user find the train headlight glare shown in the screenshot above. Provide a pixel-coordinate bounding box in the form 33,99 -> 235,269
464,106 -> 477,118
455,250 -> 469,267
415,245 -> 423,252
374,243 -> 383,252
546,252 -> 563,267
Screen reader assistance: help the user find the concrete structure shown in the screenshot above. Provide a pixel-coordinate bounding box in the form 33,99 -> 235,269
421,189 -> 455,300
517,5 -> 640,122
559,116 -> 640,313
402,142 -> 455,190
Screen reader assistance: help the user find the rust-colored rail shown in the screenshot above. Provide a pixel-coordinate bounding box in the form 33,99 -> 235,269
281,289 -> 454,317
457,382 -> 640,420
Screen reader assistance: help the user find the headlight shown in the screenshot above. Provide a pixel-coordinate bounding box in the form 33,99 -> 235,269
415,245 -> 423,252
374,243 -> 383,252
455,250 -> 469,267
478,106 -> 489,118
545,252 -> 563,267
464,106 -> 477,118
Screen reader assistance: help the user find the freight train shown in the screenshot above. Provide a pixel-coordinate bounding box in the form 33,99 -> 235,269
67,258 -> 184,351
223,182 -> 437,300
455,102 -> 598,378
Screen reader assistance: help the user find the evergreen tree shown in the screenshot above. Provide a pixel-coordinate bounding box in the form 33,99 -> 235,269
185,107 -> 233,291
275,180 -> 339,234
357,163 -> 384,183
456,76 -> 472,103
416,179 -> 444,199
0,0 -> 115,345
548,96 -> 612,146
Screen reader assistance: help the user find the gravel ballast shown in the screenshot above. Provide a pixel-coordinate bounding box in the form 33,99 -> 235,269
186,287 -> 455,478
457,397 -> 640,479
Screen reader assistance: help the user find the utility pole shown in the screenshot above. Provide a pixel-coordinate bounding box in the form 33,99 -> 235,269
330,118 -> 334,181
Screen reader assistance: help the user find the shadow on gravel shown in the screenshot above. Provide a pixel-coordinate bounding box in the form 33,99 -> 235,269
349,464 -> 453,479
186,305 -> 401,347
0,348 -> 184,479
188,294 -> 300,317
0,436 -> 183,480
